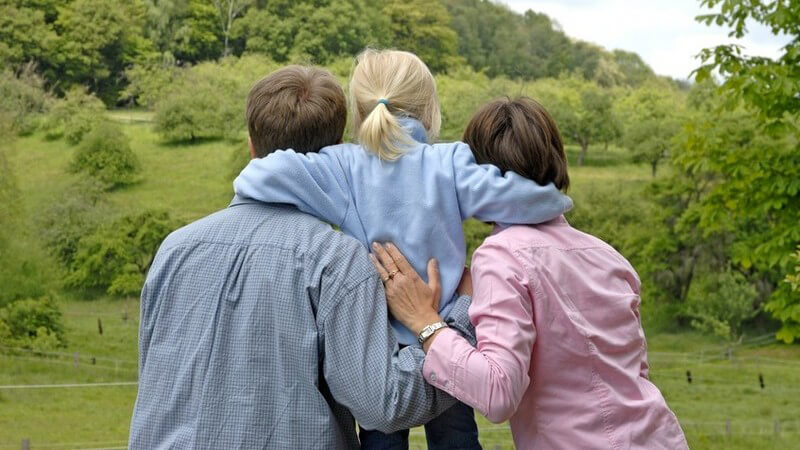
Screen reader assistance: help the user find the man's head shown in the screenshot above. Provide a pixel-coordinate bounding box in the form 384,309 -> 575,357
246,65 -> 347,158
463,97 -> 570,191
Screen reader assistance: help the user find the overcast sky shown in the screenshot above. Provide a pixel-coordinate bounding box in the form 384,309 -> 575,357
500,0 -> 790,80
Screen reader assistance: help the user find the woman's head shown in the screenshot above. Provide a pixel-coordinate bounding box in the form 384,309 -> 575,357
463,97 -> 570,191
350,49 -> 441,160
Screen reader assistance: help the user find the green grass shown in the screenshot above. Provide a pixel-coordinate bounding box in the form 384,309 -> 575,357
2,120 -> 799,449
2,300 -> 798,449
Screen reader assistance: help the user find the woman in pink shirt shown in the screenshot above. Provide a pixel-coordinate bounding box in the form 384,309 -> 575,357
370,98 -> 688,449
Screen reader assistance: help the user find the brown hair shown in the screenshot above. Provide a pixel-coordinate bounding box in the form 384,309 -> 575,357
246,65 -> 346,157
463,97 -> 569,191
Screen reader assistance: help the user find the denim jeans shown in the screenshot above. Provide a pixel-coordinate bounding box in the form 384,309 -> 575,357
359,401 -> 482,449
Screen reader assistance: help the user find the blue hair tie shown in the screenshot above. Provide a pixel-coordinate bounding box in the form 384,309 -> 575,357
377,98 -> 390,107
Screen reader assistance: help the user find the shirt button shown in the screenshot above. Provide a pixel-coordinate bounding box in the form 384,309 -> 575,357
430,372 -> 437,382
444,380 -> 450,388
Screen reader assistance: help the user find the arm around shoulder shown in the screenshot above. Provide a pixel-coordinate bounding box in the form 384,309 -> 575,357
451,142 -> 572,224
233,147 -> 351,226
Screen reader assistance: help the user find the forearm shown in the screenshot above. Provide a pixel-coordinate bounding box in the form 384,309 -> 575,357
323,277 -> 456,433
424,330 -> 528,423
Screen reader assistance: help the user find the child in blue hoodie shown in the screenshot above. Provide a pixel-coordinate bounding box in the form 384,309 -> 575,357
234,49 -> 572,449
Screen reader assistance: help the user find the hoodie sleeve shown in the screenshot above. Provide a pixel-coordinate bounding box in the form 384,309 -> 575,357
233,148 -> 351,227
452,143 -> 572,224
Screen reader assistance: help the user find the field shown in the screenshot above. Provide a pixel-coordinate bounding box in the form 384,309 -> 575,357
1,118 -> 799,449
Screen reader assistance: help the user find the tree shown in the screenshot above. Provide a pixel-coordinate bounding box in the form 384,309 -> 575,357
0,296 -> 66,351
66,210 -> 180,296
54,0 -> 153,102
0,65 -> 50,135
289,0 -> 382,64
787,248 -> 800,295
382,0 -> 461,72
690,0 -> 800,342
0,2 -> 58,70
613,50 -> 656,86
686,270 -> 760,342
69,121 -> 141,188
44,86 -> 106,144
534,76 -> 619,166
150,55 -> 277,142
617,82 -> 685,176
40,180 -> 107,270
210,0 -> 252,56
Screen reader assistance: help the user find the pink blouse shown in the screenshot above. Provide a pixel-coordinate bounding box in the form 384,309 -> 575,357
423,217 -> 688,449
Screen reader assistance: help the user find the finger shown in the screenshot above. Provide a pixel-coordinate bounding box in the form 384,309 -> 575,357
372,242 -> 398,274
385,243 -> 415,276
369,254 -> 390,282
427,259 -> 442,311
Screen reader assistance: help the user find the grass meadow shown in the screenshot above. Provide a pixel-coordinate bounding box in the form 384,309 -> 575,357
1,116 -> 799,449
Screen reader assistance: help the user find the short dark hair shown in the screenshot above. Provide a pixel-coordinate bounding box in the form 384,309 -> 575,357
246,65 -> 346,157
463,97 -> 569,191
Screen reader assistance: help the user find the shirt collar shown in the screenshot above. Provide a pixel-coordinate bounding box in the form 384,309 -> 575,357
398,117 -> 428,144
229,194 -> 259,207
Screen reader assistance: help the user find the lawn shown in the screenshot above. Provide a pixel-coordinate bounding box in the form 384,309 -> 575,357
1,298 -> 798,449
2,122 -> 799,449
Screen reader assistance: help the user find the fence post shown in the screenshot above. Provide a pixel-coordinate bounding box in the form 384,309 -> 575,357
74,352 -> 79,368
725,419 -> 731,439
98,318 -> 104,335
21,438 -> 29,450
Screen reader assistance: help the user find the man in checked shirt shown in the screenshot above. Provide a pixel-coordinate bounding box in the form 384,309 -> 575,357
128,66 -> 475,449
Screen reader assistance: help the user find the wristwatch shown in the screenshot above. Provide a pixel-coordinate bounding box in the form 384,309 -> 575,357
417,321 -> 448,345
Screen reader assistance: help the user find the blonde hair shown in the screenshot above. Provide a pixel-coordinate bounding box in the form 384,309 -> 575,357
350,49 -> 441,160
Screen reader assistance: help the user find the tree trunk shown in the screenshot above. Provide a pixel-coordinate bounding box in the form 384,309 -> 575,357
651,160 -> 658,177
578,141 -> 588,166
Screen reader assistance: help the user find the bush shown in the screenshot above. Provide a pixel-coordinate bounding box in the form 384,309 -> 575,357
0,66 -> 50,135
44,86 -> 106,144
0,297 -> 66,351
1,144 -> 55,307
39,180 -> 107,269
144,55 -> 279,143
69,121 -> 140,188
685,270 -> 760,342
153,82 -> 241,142
65,210 -> 180,296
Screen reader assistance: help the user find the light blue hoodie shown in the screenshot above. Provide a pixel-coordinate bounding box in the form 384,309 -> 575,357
234,118 -> 572,345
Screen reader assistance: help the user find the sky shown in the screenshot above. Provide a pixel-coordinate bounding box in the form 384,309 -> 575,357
500,0 -> 790,80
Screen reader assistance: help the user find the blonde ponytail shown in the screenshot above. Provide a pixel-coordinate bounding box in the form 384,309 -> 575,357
350,49 -> 441,160
357,102 -> 413,160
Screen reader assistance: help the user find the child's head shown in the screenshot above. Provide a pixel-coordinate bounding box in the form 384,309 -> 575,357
246,65 -> 346,158
349,49 -> 441,160
463,97 -> 570,191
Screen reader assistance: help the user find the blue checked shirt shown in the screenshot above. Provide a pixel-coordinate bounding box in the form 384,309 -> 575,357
129,198 -> 474,449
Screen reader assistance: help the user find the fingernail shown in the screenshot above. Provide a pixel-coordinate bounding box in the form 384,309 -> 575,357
372,242 -> 379,250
